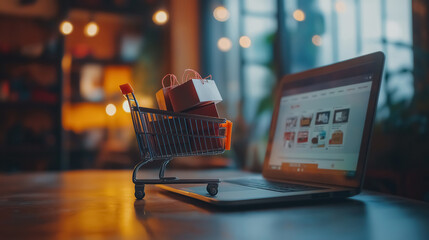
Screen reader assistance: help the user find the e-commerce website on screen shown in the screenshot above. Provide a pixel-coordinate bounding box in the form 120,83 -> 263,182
269,76 -> 372,174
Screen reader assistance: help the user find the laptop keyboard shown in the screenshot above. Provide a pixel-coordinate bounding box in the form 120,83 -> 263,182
225,178 -> 325,193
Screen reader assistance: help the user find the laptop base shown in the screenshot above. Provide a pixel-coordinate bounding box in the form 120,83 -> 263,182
157,176 -> 357,207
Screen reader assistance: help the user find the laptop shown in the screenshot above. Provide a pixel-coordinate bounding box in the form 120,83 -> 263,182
158,52 -> 385,206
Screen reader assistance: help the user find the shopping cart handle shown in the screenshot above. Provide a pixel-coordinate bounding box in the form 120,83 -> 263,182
120,83 -> 134,95
220,120 -> 233,150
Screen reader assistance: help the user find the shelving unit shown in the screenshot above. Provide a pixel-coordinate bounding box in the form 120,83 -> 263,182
0,0 -> 170,171
0,5 -> 64,171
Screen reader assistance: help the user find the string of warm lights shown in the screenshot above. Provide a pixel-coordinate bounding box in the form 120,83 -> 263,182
98,3 -> 350,117
84,21 -> 99,37
105,101 -> 130,117
106,99 -> 154,116
59,9 -> 167,118
59,20 -> 73,35
213,5 -> 252,52
60,4 -> 343,48
59,17 -> 100,37
60,8 -> 169,36
213,2 -> 348,51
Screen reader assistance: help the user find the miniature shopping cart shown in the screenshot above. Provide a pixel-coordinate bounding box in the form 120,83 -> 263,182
120,84 -> 232,199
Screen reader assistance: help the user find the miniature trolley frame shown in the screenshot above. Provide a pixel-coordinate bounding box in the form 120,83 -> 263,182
120,84 -> 232,199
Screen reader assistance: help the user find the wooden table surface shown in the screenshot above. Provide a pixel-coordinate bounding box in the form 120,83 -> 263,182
0,170 -> 428,240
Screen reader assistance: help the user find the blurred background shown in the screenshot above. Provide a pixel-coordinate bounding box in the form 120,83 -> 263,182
0,0 -> 428,201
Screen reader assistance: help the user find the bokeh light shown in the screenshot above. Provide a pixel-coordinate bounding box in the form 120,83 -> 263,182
122,100 -> 130,113
213,6 -> 229,22
312,35 -> 322,46
293,9 -> 305,22
84,21 -> 99,37
335,1 -> 347,13
106,104 -> 116,116
153,10 -> 169,25
60,20 -> 73,35
239,36 -> 252,48
217,37 -> 232,52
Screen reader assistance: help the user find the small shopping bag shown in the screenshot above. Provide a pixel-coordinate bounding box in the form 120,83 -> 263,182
156,74 -> 179,111
169,69 -> 222,112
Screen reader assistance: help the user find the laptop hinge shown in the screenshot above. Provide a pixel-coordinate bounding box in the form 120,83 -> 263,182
264,176 -> 357,190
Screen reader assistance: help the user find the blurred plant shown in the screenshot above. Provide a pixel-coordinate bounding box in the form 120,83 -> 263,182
370,40 -> 429,170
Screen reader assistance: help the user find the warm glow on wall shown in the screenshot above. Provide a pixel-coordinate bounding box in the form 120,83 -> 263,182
213,6 -> 229,22
106,104 -> 116,116
61,54 -> 72,73
63,103 -> 131,132
104,66 -> 133,97
122,100 -> 130,113
217,37 -> 232,52
153,10 -> 168,25
293,9 -> 305,22
60,20 -> 73,35
239,36 -> 251,48
312,35 -> 322,46
138,96 -> 154,108
84,21 -> 99,37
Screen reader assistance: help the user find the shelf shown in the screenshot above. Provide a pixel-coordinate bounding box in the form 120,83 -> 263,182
0,54 -> 60,64
0,4 -> 64,171
0,101 -> 59,110
0,13 -> 59,22
72,57 -> 135,65
0,146 -> 56,155
67,99 -> 106,104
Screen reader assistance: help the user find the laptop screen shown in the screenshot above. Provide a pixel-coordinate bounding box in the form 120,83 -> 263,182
268,73 -> 374,178
263,52 -> 384,188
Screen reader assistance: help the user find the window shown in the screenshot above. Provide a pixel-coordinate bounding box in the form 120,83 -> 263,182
202,0 -> 415,168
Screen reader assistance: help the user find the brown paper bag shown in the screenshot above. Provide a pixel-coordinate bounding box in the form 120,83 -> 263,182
156,74 -> 179,111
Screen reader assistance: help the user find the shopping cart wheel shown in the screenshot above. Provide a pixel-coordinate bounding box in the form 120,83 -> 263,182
206,183 -> 219,196
135,185 -> 145,200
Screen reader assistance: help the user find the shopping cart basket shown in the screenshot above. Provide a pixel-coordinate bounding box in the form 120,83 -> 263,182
120,83 -> 233,199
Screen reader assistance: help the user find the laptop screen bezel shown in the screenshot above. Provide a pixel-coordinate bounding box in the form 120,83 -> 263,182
262,52 -> 385,188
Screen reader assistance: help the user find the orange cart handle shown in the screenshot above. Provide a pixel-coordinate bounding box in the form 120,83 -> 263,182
220,120 -> 233,150
120,83 -> 134,95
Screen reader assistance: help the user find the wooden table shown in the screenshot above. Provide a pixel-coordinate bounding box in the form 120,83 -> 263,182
0,170 -> 428,240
